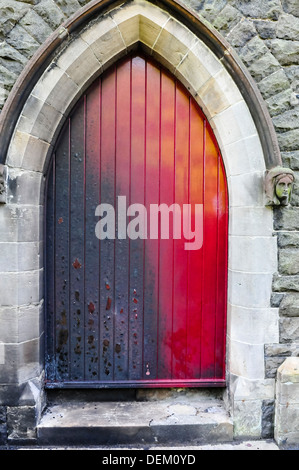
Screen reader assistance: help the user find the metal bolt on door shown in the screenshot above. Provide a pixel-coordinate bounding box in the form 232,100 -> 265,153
45,54 -> 228,388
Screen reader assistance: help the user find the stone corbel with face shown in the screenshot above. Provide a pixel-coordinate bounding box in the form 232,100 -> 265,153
0,164 -> 7,204
265,166 -> 295,207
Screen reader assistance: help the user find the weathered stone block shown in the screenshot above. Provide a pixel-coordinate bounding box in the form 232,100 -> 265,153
262,400 -> 275,438
0,0 -> 30,36
265,342 -> 299,357
268,38 -> 299,66
228,304 -> 279,344
0,85 -> 8,110
197,68 -> 243,118
59,36 -> 102,88
229,171 -> 265,208
266,89 -> 296,117
32,64 -> 78,116
280,292 -> 299,317
282,151 -> 299,170
273,109 -> 299,132
258,70 -> 290,100
55,0 -> 81,17
18,302 -> 44,344
274,206 -> 299,231
0,40 -> 27,76
0,407 -> 7,445
212,5 -> 242,36
8,169 -> 43,206
229,269 -> 273,308
34,0 -> 66,30
224,134 -> 265,176
229,207 -> 273,237
254,20 -> 277,39
0,269 -> 43,306
154,17 -> 198,70
0,339 -> 42,386
271,292 -> 285,307
17,94 -> 64,144
7,129 -> 52,171
282,0 -> 299,18
229,338 -> 265,379
226,19 -> 256,49
211,101 -> 257,147
273,274 -> 299,292
176,39 -> 222,95
285,64 -> 299,91
229,375 -> 275,401
0,64 -> 17,92
233,0 -> 282,20
275,357 -> 299,447
7,405 -> 37,443
19,9 -> 53,44
0,302 -> 43,345
265,344 -> 299,378
277,356 -> 299,383
139,7 -> 171,49
239,37 -> 280,82
0,307 -> 18,343
229,236 -> 277,274
192,0 -> 227,23
6,24 -> 40,59
277,13 -> 299,41
0,241 -> 42,272
265,356 -> 288,378
279,248 -> 299,275
233,400 -> 262,439
280,318 -> 299,343
277,381 -> 299,405
278,231 -> 299,248
277,129 -> 299,152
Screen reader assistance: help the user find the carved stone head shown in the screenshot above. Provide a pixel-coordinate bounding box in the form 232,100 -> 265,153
265,167 -> 295,206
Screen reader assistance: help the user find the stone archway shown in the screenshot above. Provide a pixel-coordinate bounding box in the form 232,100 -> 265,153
0,0 -> 280,439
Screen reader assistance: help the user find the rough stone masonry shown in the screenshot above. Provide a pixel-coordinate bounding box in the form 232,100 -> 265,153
0,0 -> 299,444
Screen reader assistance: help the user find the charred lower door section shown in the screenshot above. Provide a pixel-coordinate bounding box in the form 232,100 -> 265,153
45,54 -> 228,388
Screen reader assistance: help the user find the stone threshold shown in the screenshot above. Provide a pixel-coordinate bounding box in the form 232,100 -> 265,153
36,389 -> 233,447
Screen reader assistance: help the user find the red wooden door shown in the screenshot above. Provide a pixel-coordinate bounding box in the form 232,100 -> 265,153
45,54 -> 228,388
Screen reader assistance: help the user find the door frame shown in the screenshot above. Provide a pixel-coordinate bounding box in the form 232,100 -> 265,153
0,0 -> 279,437
44,53 -> 229,388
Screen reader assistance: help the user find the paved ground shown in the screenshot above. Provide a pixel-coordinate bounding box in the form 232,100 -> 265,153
3,439 -> 280,450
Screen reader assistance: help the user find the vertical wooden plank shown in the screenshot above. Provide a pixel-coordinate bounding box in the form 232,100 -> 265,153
55,124 -> 71,382
186,102 -> 204,379
215,155 -> 228,379
45,156 -> 56,382
157,70 -> 175,379
114,59 -> 131,381
172,82 -> 190,380
201,123 -> 219,379
143,60 -> 160,380
100,67 -> 116,381
129,56 -> 146,380
69,100 -> 86,382
69,98 -> 86,381
84,80 -> 101,381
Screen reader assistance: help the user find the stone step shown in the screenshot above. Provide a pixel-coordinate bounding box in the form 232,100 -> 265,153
37,394 -> 233,446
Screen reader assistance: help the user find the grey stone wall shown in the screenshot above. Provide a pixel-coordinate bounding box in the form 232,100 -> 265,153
0,0 -> 299,435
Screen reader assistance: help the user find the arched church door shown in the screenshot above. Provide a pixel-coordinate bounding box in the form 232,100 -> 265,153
45,54 -> 228,388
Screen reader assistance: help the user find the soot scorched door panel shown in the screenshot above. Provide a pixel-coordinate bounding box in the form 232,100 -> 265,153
45,55 -> 228,388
